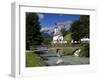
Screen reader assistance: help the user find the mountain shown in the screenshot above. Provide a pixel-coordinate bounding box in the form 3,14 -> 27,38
41,30 -> 53,39
54,21 -> 73,31
40,20 -> 73,38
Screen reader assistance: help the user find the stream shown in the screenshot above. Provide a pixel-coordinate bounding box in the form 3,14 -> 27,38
39,50 -> 89,66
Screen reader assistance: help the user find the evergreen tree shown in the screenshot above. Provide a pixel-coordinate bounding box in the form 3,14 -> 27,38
26,13 -> 43,50
70,15 -> 89,41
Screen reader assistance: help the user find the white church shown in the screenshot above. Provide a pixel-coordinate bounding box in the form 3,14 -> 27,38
53,27 -> 63,41
52,26 -> 67,45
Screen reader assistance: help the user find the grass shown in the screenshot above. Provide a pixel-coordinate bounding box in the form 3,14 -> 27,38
26,51 -> 46,67
63,46 -> 79,55
64,33 -> 72,42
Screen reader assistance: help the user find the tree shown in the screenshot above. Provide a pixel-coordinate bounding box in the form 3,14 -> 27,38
62,29 -> 70,37
80,15 -> 90,38
42,38 -> 51,45
26,13 -> 43,50
70,15 -> 89,41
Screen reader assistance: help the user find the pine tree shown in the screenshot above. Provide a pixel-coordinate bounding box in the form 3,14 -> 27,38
26,13 -> 43,50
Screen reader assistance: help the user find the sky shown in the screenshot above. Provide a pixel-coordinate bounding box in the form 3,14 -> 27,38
37,13 -> 80,30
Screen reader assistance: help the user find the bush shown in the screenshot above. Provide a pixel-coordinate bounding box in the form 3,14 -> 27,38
80,43 -> 89,57
42,38 -> 51,45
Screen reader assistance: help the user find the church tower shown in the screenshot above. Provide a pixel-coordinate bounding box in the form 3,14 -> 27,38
53,26 -> 63,41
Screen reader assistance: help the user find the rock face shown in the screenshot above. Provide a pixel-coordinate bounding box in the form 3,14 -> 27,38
54,21 -> 72,31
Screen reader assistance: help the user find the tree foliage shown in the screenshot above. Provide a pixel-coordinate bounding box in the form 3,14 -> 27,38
42,38 -> 51,45
26,13 -> 43,50
70,15 -> 89,41
80,43 -> 89,57
62,29 -> 70,37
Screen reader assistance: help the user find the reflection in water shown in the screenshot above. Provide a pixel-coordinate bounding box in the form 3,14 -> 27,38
56,48 -> 64,64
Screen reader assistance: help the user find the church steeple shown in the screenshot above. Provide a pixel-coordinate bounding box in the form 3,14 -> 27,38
53,24 -> 63,41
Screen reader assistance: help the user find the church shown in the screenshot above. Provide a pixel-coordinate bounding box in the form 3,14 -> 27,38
53,27 -> 63,41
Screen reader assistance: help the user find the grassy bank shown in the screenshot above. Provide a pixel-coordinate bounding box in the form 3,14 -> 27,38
26,51 -> 46,67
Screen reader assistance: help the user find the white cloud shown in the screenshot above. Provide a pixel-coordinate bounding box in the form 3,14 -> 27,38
40,27 -> 53,32
38,13 -> 44,19
41,27 -> 49,31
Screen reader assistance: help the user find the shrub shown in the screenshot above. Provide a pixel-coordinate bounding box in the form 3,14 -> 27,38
80,43 -> 89,57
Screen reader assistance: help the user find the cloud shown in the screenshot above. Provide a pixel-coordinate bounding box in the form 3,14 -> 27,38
41,27 -> 49,31
40,26 -> 53,32
38,13 -> 44,19
41,27 -> 50,31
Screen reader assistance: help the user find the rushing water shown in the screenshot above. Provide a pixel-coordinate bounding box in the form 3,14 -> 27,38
39,50 -> 89,66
